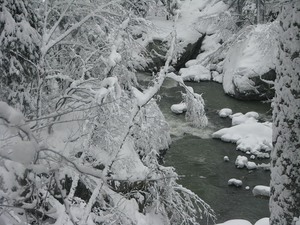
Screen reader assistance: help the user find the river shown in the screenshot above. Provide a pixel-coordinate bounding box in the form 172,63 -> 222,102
158,78 -> 271,224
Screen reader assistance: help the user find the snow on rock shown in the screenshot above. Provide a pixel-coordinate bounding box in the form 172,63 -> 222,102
228,178 -> 243,187
170,102 -> 187,114
235,155 -> 248,168
212,121 -> 272,157
223,156 -> 229,162
230,112 -> 259,126
252,185 -> 270,197
212,71 -> 223,83
222,22 -> 279,100
217,219 -> 252,225
246,161 -> 257,170
257,163 -> 270,171
254,218 -> 269,225
179,64 -> 211,82
218,108 -> 233,118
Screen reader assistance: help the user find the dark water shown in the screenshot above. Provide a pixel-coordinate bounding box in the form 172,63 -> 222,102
158,79 -> 271,224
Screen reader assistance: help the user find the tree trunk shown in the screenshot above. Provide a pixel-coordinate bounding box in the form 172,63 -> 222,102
270,1 -> 300,225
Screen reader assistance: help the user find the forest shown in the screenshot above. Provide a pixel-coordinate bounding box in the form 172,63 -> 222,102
0,0 -> 299,225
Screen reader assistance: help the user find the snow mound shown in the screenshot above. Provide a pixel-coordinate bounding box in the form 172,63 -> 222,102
230,111 -> 259,126
219,108 -> 232,118
254,218 -> 269,225
228,178 -> 242,187
222,22 -> 279,99
171,102 -> 187,114
252,185 -> 270,197
179,64 -> 211,82
235,155 -> 248,168
217,219 -> 252,225
246,161 -> 257,170
212,113 -> 272,157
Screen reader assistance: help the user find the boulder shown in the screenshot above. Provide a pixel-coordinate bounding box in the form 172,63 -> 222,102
143,35 -> 205,72
222,22 -> 279,100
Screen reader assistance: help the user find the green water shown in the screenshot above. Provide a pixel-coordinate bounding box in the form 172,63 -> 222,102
158,79 -> 271,224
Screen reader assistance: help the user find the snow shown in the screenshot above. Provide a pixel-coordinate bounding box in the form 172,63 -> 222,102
218,108 -> 232,118
108,45 -> 121,67
217,218 -> 269,225
246,161 -> 257,170
217,219 -> 251,225
179,64 -> 211,82
254,218 -> 269,225
252,185 -> 270,197
171,102 -> 187,114
230,112 -> 259,126
212,111 -> 272,157
0,101 -> 25,126
222,22 -> 279,95
2,141 -> 37,165
228,178 -> 243,187
223,156 -> 229,162
235,155 -> 248,169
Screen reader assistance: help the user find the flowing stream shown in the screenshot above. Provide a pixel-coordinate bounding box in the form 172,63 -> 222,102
158,77 -> 272,224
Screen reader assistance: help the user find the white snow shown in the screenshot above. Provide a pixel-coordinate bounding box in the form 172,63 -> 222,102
108,45 -> 122,67
179,64 -> 211,82
235,155 -> 248,169
218,108 -> 233,118
222,23 -> 279,95
212,112 -> 272,157
228,178 -> 243,187
246,161 -> 257,170
217,219 -> 251,225
223,156 -> 229,162
170,102 -> 187,114
254,218 -> 269,225
230,111 -> 259,126
217,218 -> 270,225
252,185 -> 270,197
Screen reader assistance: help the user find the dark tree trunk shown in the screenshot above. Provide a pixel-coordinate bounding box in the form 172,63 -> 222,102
270,1 -> 300,225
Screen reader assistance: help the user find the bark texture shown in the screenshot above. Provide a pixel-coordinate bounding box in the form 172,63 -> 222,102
270,1 -> 300,224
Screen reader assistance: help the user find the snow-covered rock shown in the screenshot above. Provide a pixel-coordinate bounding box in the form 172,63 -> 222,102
222,22 -> 279,100
246,161 -> 257,170
228,178 -> 243,187
254,218 -> 269,225
230,112 -> 259,126
212,71 -> 223,83
212,122 -> 272,157
179,64 -> 211,82
235,155 -> 248,168
217,219 -> 251,225
252,185 -> 270,197
223,156 -> 229,162
219,108 -> 233,118
171,102 -> 187,114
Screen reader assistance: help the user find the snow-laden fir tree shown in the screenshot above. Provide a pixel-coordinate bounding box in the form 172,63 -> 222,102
0,0 -> 40,114
270,1 -> 300,224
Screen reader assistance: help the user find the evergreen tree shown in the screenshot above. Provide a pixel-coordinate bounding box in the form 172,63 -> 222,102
0,0 -> 40,114
270,1 -> 300,224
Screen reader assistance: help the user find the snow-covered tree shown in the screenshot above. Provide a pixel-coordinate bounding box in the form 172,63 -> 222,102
0,0 -> 40,114
270,1 -> 300,224
0,1 -> 214,224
